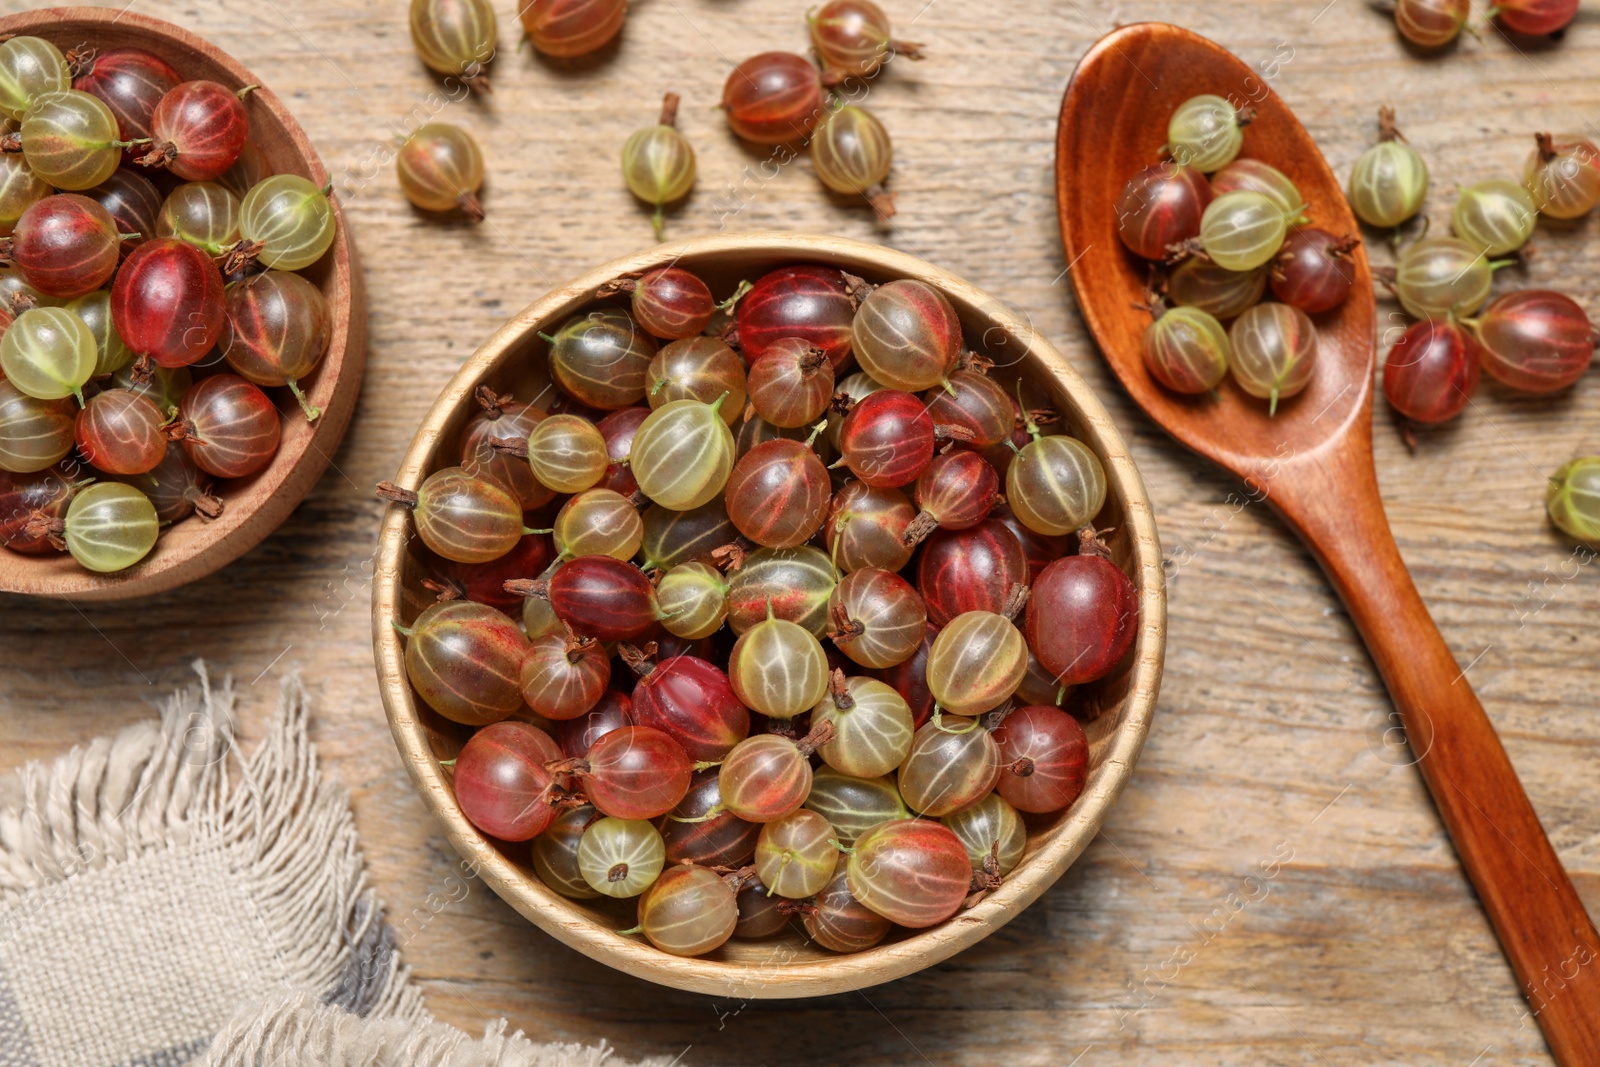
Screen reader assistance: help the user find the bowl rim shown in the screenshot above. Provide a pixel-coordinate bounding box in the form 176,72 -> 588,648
372,231 -> 1165,998
0,6 -> 366,602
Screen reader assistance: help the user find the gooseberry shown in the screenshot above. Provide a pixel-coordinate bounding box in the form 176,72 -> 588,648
746,337 -> 834,428
851,279 -> 961,392
577,817 -> 665,898
596,404 -> 649,495
139,80 -> 250,181
75,387 -> 168,475
1006,414 -> 1107,536
554,689 -> 633,760
1166,94 -> 1247,173
0,152 -> 50,237
71,47 -> 180,151
560,725 -> 692,821
234,175 -> 336,272
717,726 -> 830,822
728,614 -> 830,718
459,389 -> 552,509
926,595 -> 1029,717
1026,538 -> 1139,687
397,123 -> 485,219
0,464 -> 76,552
7,193 -> 121,298
409,0 -> 497,89
828,566 -> 926,669
1348,108 -> 1428,228
725,545 -> 838,636
804,767 -> 910,845
1452,179 -> 1537,257
812,670 -> 913,778
824,479 -> 915,573
111,237 -> 226,370
0,37 -> 70,120
1391,235 -> 1497,319
1468,289 -> 1595,394
622,93 -> 695,240
734,264 -> 856,369
155,180 -> 241,256
1211,158 -> 1306,223
905,450 -> 999,544
918,518 -> 1030,627
624,648 -> 750,761
1547,457 -> 1600,541
755,809 -> 837,899
221,270 -> 330,421
533,805 -> 602,898
519,0 -> 628,57
992,704 -> 1088,814
85,168 -> 161,251
1228,302 -> 1318,414
838,388 -> 935,488
628,395 -> 735,510
1382,317 -> 1480,424
1270,228 -> 1359,314
1198,190 -> 1287,272
520,627 -> 609,720
660,768 -> 760,869
520,411 -> 608,495
898,713 -> 1000,817
20,89 -> 130,191
804,867 -> 891,953
645,335 -> 745,421
1141,304 -> 1230,394
551,487 -> 642,561
943,792 -> 1026,877
398,599 -> 527,725
0,379 -> 74,472
1395,0 -> 1471,45
808,0 -> 923,83
1495,0 -> 1579,35
452,721 -> 561,840
1166,256 -> 1265,320
846,818 -> 970,928
639,497 -> 736,571
726,428 -> 832,549
377,466 -> 527,564
811,104 -> 894,219
524,554 -> 658,641
636,864 -> 738,957
1115,161 -> 1212,261
0,306 -> 96,402
722,52 -> 824,146
29,480 -> 157,572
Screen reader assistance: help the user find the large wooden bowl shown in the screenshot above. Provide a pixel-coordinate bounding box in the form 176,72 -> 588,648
0,7 -> 365,601
372,232 -> 1165,998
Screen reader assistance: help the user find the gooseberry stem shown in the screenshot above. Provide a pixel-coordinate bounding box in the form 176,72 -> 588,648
716,280 -> 753,313
286,379 -> 321,422
374,481 -> 419,509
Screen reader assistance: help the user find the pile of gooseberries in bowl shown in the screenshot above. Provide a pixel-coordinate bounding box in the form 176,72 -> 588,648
0,8 -> 363,601
373,233 -> 1163,997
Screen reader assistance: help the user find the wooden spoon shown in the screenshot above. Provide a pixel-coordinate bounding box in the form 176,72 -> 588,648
1057,22 -> 1600,1062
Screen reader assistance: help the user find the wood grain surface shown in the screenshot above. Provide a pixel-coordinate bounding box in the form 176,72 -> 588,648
2,0 -> 1596,1064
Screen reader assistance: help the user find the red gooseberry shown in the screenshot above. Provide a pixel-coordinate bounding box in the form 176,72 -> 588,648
837,388 -> 936,488
397,600 -> 528,725
1024,536 -> 1138,687
6,193 -> 122,297
992,704 -> 1089,814
72,47 -> 182,152
453,721 -> 563,841
721,52 -> 824,146
623,646 -> 750,761
520,626 -> 610,721
845,818 -> 970,928
75,387 -> 168,475
140,80 -> 251,181
1382,317 -> 1480,424
555,724 -> 693,820
917,517 -> 1030,627
733,264 -> 857,369
111,237 -> 226,369
553,689 -> 634,760
173,373 -> 280,479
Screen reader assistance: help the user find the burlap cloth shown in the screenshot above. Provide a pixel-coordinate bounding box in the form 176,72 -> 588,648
0,664 -> 670,1067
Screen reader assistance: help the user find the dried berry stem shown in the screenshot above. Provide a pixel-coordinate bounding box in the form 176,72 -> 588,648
795,719 -> 836,758
619,641 -> 659,678
901,509 -> 942,547
489,435 -> 530,459
374,481 -> 418,508
502,577 -> 550,600
826,668 -> 854,710
1002,583 -> 1030,621
1377,106 -> 1407,144
457,191 -> 485,221
659,92 -> 681,128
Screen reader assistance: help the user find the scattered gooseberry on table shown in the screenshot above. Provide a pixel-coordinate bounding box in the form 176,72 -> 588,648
1546,457 -> 1600,542
622,93 -> 695,241
1522,132 -> 1600,220
1394,0 -> 1471,46
519,0 -> 629,57
1389,235 -> 1498,320
1467,289 -> 1595,394
1452,179 -> 1536,257
1347,107 -> 1428,228
1494,0 -> 1579,35
397,123 -> 485,220
808,0 -> 923,83
721,52 -> 824,146
409,0 -> 497,90
155,180 -> 242,257
1228,302 -> 1319,415
1382,317 -> 1481,424
810,104 -> 895,220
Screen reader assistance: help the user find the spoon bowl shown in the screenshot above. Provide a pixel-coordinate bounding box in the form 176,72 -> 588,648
1058,23 -> 1600,1065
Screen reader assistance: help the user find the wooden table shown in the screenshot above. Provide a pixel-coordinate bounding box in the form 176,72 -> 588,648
4,0 -> 1597,1062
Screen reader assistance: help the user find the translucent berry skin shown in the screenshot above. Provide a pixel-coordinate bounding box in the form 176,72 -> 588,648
53,480 -> 157,571
10,193 -> 121,298
578,817 -> 665,898
646,336 -> 746,422
1228,303 -> 1318,415
111,237 -> 227,368
1142,306 -> 1230,394
917,518 -> 1029,628
1198,190 -> 1287,273
927,610 -> 1027,716
1165,94 -> 1243,173
660,768 -> 760,868
993,704 -> 1088,814
1026,554 -> 1139,687
1348,139 -> 1428,228
726,545 -> 838,636
1523,133 -> 1600,221
1495,0 -> 1578,34
546,308 -> 654,410
630,268 -> 714,340
846,818 -> 970,928
75,387 -> 167,476
1393,236 -> 1493,320
1211,159 -> 1306,221
410,0 -> 498,79
0,306 -> 95,402
85,169 -> 162,253
1395,0 -> 1470,45
1270,228 -> 1357,314
402,600 -> 528,725
401,466 -> 524,564
807,867 -> 890,953
0,153 -> 51,238
1451,179 -> 1537,258
924,370 -> 1012,451
220,270 -> 331,396
622,117 -> 695,234
735,265 -> 856,369
809,0 -> 901,80
533,805 -> 602,898
729,617 -> 830,718
546,556 -> 658,641
554,689 -> 633,760
813,675 -> 914,778
0,37 -> 70,121
177,374 -> 281,479
722,52 -> 824,146
943,792 -> 1026,876
637,864 -> 739,957
551,487 -> 642,561
829,566 -> 926,669
726,437 -> 831,549
746,337 -> 834,428
156,181 -> 242,256
526,413 -> 606,495
755,809 -> 838,899
596,405 -> 649,496
434,531 -> 553,614
239,175 -> 336,271
453,721 -> 560,841
825,480 -> 915,573
0,465 -> 74,553
639,497 -> 734,571
719,733 -> 814,822
1382,318 -> 1480,424
1115,161 -> 1213,260
20,90 -> 126,190
839,389 -> 934,488
72,47 -> 180,151
1007,433 -> 1107,536
0,379 -> 74,473
805,768 -> 911,845
811,104 -> 892,197
881,623 -> 937,729
579,725 -> 693,821
629,397 -> 735,510
912,450 -> 999,536
148,81 -> 249,181
519,0 -> 628,57
1546,456 -> 1600,542
631,654 -> 750,761
852,279 -> 962,392
1166,257 -> 1265,320
397,123 -> 484,217
1471,289 -> 1595,394
519,632 -> 609,720
898,714 -> 1000,817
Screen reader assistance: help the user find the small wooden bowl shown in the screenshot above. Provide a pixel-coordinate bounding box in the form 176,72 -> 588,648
0,7 -> 365,601
373,233 -> 1165,998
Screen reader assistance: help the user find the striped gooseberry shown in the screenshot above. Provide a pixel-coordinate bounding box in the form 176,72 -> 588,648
721,52 -> 824,146
811,104 -> 895,219
1228,302 -> 1318,415
923,368 -> 1013,451
943,791 -> 1026,877
519,626 -> 609,721
1006,412 -> 1107,537
396,599 -> 527,725
1390,235 -> 1498,319
645,335 -> 745,421
173,374 -> 281,479
409,0 -> 497,88
808,0 -> 923,83
717,724 -> 832,822
729,613 -> 830,718
804,767 -> 911,845
1452,179 -> 1537,257
917,517 -> 1030,626
1270,228 -> 1359,314
1523,132 -> 1600,220
812,669 -> 914,778
1347,108 -> 1428,228
27,479 -> 158,572
655,561 -> 730,641
623,647 -> 750,761
629,395 -> 735,510
993,704 -> 1089,814
72,47 -> 181,152
905,450 -> 1000,545
0,306 -> 96,402
1394,0 -> 1470,45
577,816 -> 665,898
397,123 -> 485,219
1141,304 -> 1230,394
636,864 -> 739,957
1197,190 -> 1287,273
74,387 -> 167,475
804,866 -> 891,953
845,817 -> 969,928
554,689 -> 633,760
0,37 -> 70,120
1382,317 -> 1480,424
880,622 -> 936,728
746,337 -> 835,428
851,278 -> 962,392
452,721 -> 561,841
559,724 -> 693,821
726,545 -> 838,636
551,487 -> 642,561
1166,256 -> 1266,320
377,466 -> 528,564
726,426 -> 831,549
0,464 -> 76,552
519,0 -> 628,58
898,713 -> 1001,817
233,175 -> 336,272
639,497 -> 735,571
1467,289 -> 1595,394
1115,161 -> 1212,260
221,270 -> 331,421
513,411 -> 607,495
111,237 -> 227,370
755,809 -> 837,899
66,289 -> 132,377
925,590 -> 1029,717
0,378 -> 74,472
733,264 -> 856,369
838,388 -> 936,488
660,768 -> 760,869
827,566 -> 926,669
596,405 -> 649,496
6,193 -> 121,297
622,93 -> 695,240
1546,457 -> 1600,542
1165,94 -> 1247,173
515,554 -> 658,642
139,80 -> 250,181
605,267 -> 716,341
155,180 -> 241,256
533,805 -> 602,898
824,479 -> 915,573
1025,534 -> 1139,687
20,90 -> 130,191
1212,158 -> 1306,221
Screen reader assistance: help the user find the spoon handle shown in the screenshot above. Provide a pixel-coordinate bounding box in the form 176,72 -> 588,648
1279,448 -> 1600,1063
